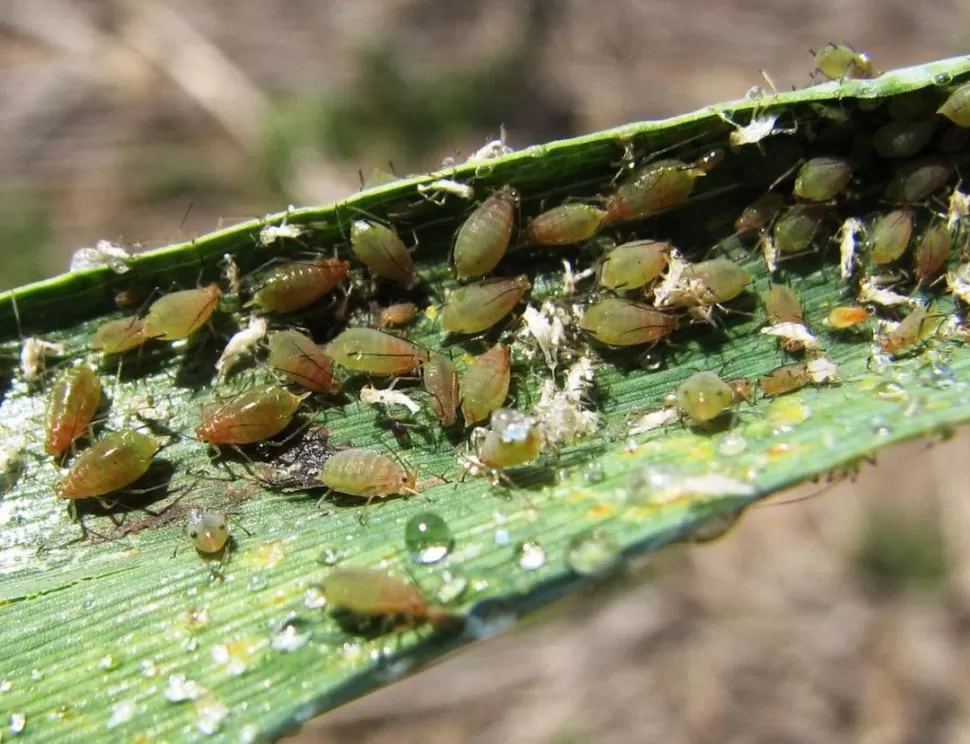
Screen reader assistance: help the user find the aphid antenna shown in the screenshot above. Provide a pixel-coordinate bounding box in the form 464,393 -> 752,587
178,200 -> 196,232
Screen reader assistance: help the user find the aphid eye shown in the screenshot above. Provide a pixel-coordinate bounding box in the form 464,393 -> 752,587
217,525 -> 227,532
188,530 -> 198,538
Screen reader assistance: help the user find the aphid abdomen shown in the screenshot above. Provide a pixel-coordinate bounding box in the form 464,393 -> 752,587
605,159 -> 696,224
884,157 -> 953,203
826,306 -> 869,329
55,431 -> 159,500
676,371 -> 735,423
460,344 -> 510,426
915,222 -> 951,284
325,328 -> 427,376
268,330 -> 342,394
317,449 -> 413,499
440,276 -> 530,335
478,409 -> 545,469
869,209 -> 913,265
880,306 -> 939,355
813,43 -> 873,80
526,204 -> 607,246
691,259 -> 752,303
763,284 -> 803,325
937,82 -> 970,127
187,510 -> 229,553
251,259 -> 349,313
772,205 -> 825,255
323,567 -> 427,618
143,284 -> 222,341
90,317 -> 150,354
196,385 -> 304,445
793,156 -> 853,202
735,192 -> 785,235
423,353 -> 459,427
45,365 -> 102,457
378,302 -> 419,328
599,240 -> 670,291
579,298 -> 679,346
453,188 -> 517,278
350,220 -> 418,288
872,118 -> 937,159
757,363 -> 810,397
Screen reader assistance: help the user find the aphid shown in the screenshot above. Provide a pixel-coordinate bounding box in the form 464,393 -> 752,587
914,221 -> 951,284
812,43 -> 873,80
259,221 -> 305,247
45,364 -> 102,458
879,306 -> 941,356
715,105 -> 797,152
377,302 -> 419,329
186,509 -> 230,554
772,204 -> 826,255
792,156 -> 853,202
727,378 -> 755,404
417,178 -> 476,204
937,82 -> 970,127
350,219 -> 418,288
735,192 -> 785,235
317,448 -> 417,501
196,384 -> 307,445
598,239 -> 670,291
605,159 -> 700,224
249,259 -> 349,314
143,284 -> 222,341
579,298 -> 679,346
460,343 -> 511,426
758,363 -> 811,397
526,203 -> 608,246
422,353 -> 459,427
675,371 -> 736,424
858,276 -> 917,308
322,567 -> 455,628
268,330 -> 341,394
215,316 -> 268,382
872,118 -> 937,159
440,276 -> 530,335
826,306 -> 870,330
477,409 -> 546,469
869,209 -> 913,265
693,147 -> 725,174
55,430 -> 160,501
762,284 -> 803,325
689,258 -> 752,304
453,186 -> 518,278
325,328 -> 428,376
884,157 -> 953,203
90,317 -> 151,354
20,338 -> 65,382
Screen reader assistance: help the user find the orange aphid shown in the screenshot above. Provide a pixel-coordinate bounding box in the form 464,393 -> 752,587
90,317 -> 151,354
317,449 -> 417,501
45,365 -> 102,458
460,343 -> 511,426
249,259 -> 349,313
377,302 -> 419,328
322,567 -> 457,628
55,431 -> 160,500
143,284 -> 222,341
196,384 -> 307,445
268,330 -> 342,395
826,306 -> 869,330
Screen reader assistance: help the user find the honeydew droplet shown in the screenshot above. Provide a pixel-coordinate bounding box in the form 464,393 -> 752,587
404,512 -> 454,565
516,540 -> 546,571
566,531 -> 620,577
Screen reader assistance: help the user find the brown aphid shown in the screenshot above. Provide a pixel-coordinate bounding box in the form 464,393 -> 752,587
872,118 -> 937,159
605,159 -> 700,224
55,430 -> 160,500
579,298 -> 679,346
143,284 -> 222,341
879,306 -> 941,356
325,328 -> 428,376
869,209 -> 913,265
937,82 -> 970,127
460,343 -> 511,427
914,221 -> 951,284
793,156 -> 853,202
196,384 -> 307,445
690,258 -> 752,304
477,409 -> 545,469
453,186 -> 518,278
758,363 -> 811,398
377,302 -> 419,329
317,449 -> 417,501
884,157 -> 953,203
422,353 -> 459,427
440,276 -> 530,335
727,378 -> 755,404
45,365 -> 102,457
812,43 -> 873,80
773,204 -> 826,255
735,192 -> 785,235
350,219 -> 418,288
826,306 -> 870,329
90,317 -> 150,354
762,283 -> 803,325
599,239 -> 670,291
322,567 -> 456,628
268,330 -> 341,395
249,259 -> 349,314
526,204 -> 607,246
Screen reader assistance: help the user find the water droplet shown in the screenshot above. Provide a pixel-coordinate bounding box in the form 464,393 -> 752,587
239,724 -> 259,744
185,606 -> 211,629
9,712 -> 26,735
641,349 -> 664,371
272,621 -> 310,653
717,432 -> 747,457
0,680 -> 12,693
404,513 -> 454,565
29,669 -> 42,681
917,361 -> 955,388
106,701 -> 134,729
194,697 -> 229,736
516,540 -> 546,570
584,463 -> 606,484
303,586 -> 327,609
247,575 -> 268,592
316,548 -> 341,566
140,660 -> 158,678
566,531 -> 620,577
212,640 -> 258,676
164,674 -> 206,703
872,380 -> 908,401
934,72 -> 953,85
97,655 -> 115,671
435,571 -> 469,604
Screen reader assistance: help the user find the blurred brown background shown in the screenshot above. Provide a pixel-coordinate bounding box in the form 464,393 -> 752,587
2,1 -> 968,742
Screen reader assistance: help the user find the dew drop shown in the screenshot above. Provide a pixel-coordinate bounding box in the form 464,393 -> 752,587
303,586 -> 327,609
97,655 -> 115,671
0,680 -> 12,693
272,621 -> 311,653
9,712 -> 26,735
164,674 -> 206,703
316,548 -> 341,566
584,463 -> 606,484
140,660 -> 158,678
717,432 -> 747,457
404,513 -> 454,565
494,528 -> 511,546
917,361 -> 955,388
247,575 -> 268,592
566,531 -> 620,577
873,381 -> 909,401
106,701 -> 134,729
194,697 -> 229,736
516,540 -> 546,571
435,571 -> 469,604
239,724 -> 259,744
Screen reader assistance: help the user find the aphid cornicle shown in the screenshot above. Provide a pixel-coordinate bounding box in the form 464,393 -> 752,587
690,259 -> 752,304
812,43 -> 873,80
142,284 -> 222,341
598,240 -> 670,291
249,259 -> 349,314
579,298 -> 679,346
872,118 -> 937,159
884,157 -> 953,203
317,448 -> 417,501
758,363 -> 811,398
45,365 -> 102,458
880,306 -> 940,356
325,328 -> 428,376
350,219 -> 418,288
453,186 -> 518,278
440,276 -> 530,335
869,209 -> 913,265
196,384 -> 307,445
937,82 -> 970,127
55,430 -> 160,501
772,204 -> 826,255
676,371 -> 735,424
792,156 -> 853,202
460,343 -> 511,427
478,409 -> 545,469
90,317 -> 151,354
914,221 -> 951,284
762,284 -> 803,325
735,192 -> 785,235
826,306 -> 870,330
377,302 -> 419,329
187,510 -> 230,554
322,567 -> 456,629
422,353 -> 459,427
526,204 -> 608,246
268,330 -> 342,395
605,158 -> 700,224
